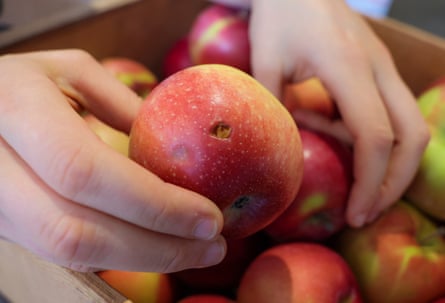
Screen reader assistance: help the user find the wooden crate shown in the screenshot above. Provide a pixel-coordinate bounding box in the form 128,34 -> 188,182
1,1 -> 445,302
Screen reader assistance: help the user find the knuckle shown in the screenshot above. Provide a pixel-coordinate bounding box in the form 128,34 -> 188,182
51,146 -> 96,200
368,127 -> 395,152
41,216 -> 88,265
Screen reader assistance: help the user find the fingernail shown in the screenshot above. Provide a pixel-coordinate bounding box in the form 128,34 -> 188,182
193,218 -> 218,240
200,238 -> 226,267
351,213 -> 366,228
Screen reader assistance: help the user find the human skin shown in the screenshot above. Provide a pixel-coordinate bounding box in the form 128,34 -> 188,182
0,50 -> 226,273
212,0 -> 430,227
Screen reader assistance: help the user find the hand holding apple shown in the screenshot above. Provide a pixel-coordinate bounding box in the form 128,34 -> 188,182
129,64 -> 303,239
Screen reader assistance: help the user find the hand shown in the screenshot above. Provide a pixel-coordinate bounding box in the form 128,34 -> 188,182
246,0 -> 429,227
0,50 -> 226,272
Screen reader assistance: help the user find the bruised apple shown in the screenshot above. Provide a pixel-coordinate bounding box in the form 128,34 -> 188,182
101,56 -> 158,97
265,128 -> 353,242
129,64 -> 303,239
97,270 -> 175,303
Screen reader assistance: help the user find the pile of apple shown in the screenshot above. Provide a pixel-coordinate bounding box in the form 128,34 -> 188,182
82,3 -> 445,303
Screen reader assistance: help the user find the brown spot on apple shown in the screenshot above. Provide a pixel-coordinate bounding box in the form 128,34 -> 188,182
211,122 -> 231,139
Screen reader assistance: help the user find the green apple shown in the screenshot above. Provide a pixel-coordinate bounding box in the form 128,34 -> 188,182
406,81 -> 445,220
406,127 -> 445,219
335,200 -> 445,303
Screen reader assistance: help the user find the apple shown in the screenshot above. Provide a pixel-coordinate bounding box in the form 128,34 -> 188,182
97,270 -> 175,303
405,127 -> 445,220
405,81 -> 445,220
264,128 -> 353,243
283,78 -> 339,119
171,232 -> 268,292
178,294 -> 235,303
83,113 -> 130,156
432,299 -> 445,303
237,242 -> 363,303
188,4 -> 251,74
335,200 -> 445,303
162,36 -> 194,78
129,64 -> 304,239
101,56 -> 158,97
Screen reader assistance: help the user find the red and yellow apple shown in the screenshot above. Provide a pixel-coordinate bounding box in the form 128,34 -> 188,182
188,4 -> 251,74
129,64 -> 303,239
97,270 -> 175,303
283,78 -> 338,119
336,200 -> 445,303
237,242 -> 363,303
83,113 -> 130,156
101,56 -> 158,97
162,36 -> 194,78
265,128 -> 353,243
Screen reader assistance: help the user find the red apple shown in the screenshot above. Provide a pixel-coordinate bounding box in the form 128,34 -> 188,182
129,64 -> 303,239
336,200 -> 445,303
83,113 -> 130,156
97,270 -> 175,303
101,56 -> 158,97
171,232 -> 268,292
432,299 -> 445,303
188,4 -> 251,74
283,78 -> 339,119
162,36 -> 194,78
178,294 -> 235,303
237,242 -> 363,303
264,128 -> 353,242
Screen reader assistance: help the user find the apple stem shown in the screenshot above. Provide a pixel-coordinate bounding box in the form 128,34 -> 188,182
419,226 -> 445,245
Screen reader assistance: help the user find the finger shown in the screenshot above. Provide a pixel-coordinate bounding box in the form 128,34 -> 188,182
290,109 -> 353,145
0,137 -> 226,273
14,49 -> 142,133
366,58 -> 430,222
316,45 -> 394,228
0,56 -> 224,241
248,16 -> 284,99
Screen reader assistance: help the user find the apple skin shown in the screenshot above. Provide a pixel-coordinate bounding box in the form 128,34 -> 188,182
283,78 -> 339,119
101,56 -> 158,97
129,64 -> 303,239
83,113 -> 130,156
335,200 -> 445,303
237,242 -> 363,303
188,4 -> 250,74
405,82 -> 445,220
432,299 -> 445,303
178,294 -> 235,303
171,232 -> 268,293
97,270 -> 175,303
264,128 -> 353,243
162,36 -> 194,78
405,127 -> 445,220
